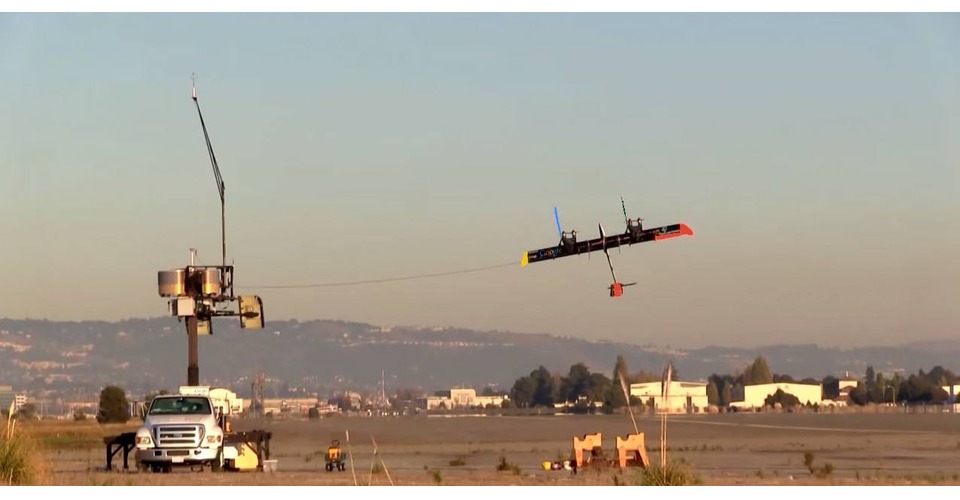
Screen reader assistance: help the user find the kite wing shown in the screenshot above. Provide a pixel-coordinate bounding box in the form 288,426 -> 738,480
521,223 -> 693,267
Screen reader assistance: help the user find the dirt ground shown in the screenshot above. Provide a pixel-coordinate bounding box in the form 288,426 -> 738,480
37,411 -> 960,486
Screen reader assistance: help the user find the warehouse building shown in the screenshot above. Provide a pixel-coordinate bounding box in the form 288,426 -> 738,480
729,382 -> 822,410
630,380 -> 709,414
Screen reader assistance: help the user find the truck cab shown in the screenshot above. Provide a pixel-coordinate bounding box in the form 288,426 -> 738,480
134,393 -> 224,472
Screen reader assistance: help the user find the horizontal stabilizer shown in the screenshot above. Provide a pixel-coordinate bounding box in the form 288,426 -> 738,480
654,222 -> 695,241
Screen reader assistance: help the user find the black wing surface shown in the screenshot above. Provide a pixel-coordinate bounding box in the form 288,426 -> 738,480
521,223 -> 693,267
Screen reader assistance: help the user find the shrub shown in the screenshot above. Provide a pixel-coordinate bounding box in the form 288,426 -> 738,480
638,459 -> 701,486
803,451 -> 834,479
496,455 -> 521,475
97,385 -> 130,424
0,404 -> 44,485
815,462 -> 834,479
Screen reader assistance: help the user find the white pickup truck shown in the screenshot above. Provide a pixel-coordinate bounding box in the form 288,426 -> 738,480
134,394 -> 225,472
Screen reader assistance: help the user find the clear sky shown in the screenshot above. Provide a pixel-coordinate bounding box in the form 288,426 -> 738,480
0,13 -> 957,348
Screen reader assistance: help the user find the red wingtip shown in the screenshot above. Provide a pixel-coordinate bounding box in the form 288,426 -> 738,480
680,223 -> 694,237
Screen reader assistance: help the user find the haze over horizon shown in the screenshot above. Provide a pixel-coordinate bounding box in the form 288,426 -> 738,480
1,13 -> 957,350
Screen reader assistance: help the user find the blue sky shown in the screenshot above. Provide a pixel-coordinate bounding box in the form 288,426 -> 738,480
0,13 -> 957,348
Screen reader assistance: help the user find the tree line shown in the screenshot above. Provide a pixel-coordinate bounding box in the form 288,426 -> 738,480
508,355 -> 667,411
507,354 -> 960,411
707,357 -> 958,407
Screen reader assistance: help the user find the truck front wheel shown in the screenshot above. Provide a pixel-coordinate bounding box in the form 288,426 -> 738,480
211,448 -> 223,472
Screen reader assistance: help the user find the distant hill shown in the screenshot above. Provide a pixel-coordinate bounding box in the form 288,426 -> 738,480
1,317 -> 958,400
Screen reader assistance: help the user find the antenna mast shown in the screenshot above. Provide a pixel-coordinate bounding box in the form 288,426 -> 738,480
192,73 -> 226,268
621,196 -> 628,226
156,74 -> 264,387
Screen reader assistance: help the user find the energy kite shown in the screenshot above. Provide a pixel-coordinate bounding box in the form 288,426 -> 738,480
521,198 -> 693,297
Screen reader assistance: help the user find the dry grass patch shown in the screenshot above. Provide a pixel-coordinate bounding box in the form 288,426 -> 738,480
1,404 -> 49,485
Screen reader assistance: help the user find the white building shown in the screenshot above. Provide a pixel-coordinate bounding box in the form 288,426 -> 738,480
418,388 -> 508,410
420,396 -> 453,410
942,385 -> 960,403
730,382 -> 822,410
474,394 -> 508,408
838,379 -> 859,392
630,381 -> 709,414
0,386 -> 26,414
449,388 -> 475,407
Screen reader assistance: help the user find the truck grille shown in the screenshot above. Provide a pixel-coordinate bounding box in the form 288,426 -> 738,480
154,425 -> 204,447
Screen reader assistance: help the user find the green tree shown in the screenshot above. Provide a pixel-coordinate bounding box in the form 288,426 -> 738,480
706,381 -> 720,406
613,355 -> 630,382
709,374 -> 735,406
747,357 -> 773,385
560,363 -> 592,403
610,355 -> 631,408
900,370 -> 950,403
724,384 -> 736,407
865,365 -> 876,394
848,386 -> 869,406
97,385 -> 130,424
16,403 -> 38,420
587,372 -> 613,404
764,389 -> 801,409
928,366 -> 956,386
890,372 -> 904,400
510,376 -> 537,408
870,372 -> 885,403
821,375 -> 839,399
530,366 -> 556,407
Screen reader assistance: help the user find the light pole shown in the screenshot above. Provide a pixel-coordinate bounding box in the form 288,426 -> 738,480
884,386 -> 897,407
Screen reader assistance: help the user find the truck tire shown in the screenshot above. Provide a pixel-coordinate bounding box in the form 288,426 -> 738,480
211,448 -> 223,472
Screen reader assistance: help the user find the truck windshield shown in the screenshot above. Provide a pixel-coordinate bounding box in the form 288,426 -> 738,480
148,396 -> 212,415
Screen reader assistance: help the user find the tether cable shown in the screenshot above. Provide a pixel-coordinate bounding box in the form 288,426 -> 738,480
236,261 -> 518,289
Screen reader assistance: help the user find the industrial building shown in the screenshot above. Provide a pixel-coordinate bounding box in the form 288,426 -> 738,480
729,382 -> 822,410
629,380 -> 709,414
